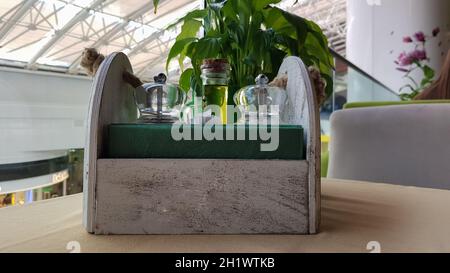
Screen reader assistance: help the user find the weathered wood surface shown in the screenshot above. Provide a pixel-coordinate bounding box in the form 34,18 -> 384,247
83,53 -> 321,235
278,56 -> 321,233
83,52 -> 137,232
94,159 -> 309,235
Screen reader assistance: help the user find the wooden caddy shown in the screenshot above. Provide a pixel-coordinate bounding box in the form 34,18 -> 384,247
83,52 -> 321,234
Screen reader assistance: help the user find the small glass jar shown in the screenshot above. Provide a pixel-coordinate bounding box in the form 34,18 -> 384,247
201,59 -> 230,124
134,73 -> 185,123
234,74 -> 287,124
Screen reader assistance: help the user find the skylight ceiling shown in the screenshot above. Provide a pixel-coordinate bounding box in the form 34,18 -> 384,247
0,0 -> 346,81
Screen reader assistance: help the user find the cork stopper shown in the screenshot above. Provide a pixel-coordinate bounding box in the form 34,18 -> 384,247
201,58 -> 230,73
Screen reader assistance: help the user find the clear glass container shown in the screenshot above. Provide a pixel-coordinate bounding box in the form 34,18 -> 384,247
134,73 -> 186,123
234,74 -> 287,124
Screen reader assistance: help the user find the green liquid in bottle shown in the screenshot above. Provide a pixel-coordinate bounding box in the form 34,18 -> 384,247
204,85 -> 228,124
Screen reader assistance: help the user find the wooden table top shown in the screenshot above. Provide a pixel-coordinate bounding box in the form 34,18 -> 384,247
1,178 -> 449,253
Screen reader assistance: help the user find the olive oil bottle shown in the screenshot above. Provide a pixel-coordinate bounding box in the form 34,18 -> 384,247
201,59 -> 230,124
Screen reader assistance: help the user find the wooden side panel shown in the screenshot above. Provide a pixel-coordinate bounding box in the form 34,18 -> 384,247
278,57 -> 321,234
94,159 -> 309,235
83,52 -> 137,232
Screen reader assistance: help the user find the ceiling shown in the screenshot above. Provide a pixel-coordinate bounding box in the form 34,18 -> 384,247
0,0 -> 347,81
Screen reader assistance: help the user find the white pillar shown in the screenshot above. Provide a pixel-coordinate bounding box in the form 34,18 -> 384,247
346,0 -> 450,100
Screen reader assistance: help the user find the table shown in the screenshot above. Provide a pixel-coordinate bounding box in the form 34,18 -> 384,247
1,179 -> 450,253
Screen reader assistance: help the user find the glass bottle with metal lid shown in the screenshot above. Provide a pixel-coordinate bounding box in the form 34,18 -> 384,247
234,74 -> 287,124
134,73 -> 185,123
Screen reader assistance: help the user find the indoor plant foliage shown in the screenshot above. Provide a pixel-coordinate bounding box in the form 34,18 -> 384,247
396,28 -> 440,100
155,0 -> 333,102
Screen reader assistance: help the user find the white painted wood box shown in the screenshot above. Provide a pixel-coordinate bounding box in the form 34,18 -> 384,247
83,52 -> 321,234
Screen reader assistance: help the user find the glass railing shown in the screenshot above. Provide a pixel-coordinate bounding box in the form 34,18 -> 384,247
320,49 -> 400,136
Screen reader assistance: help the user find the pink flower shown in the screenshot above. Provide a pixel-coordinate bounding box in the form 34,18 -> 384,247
397,50 -> 427,67
410,49 -> 427,61
403,36 -> 413,43
432,27 -> 440,37
397,52 -> 413,66
414,31 -> 426,42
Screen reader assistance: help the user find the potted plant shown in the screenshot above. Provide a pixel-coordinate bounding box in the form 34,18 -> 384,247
154,0 -> 333,103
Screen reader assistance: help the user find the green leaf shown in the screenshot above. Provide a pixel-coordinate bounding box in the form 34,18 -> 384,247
306,20 -> 333,66
209,0 -> 228,12
177,19 -> 203,40
304,34 -> 333,69
243,54 -> 257,66
280,9 -> 309,47
153,0 -> 159,14
179,68 -> 194,93
264,7 -> 307,41
264,7 -> 333,93
221,1 -> 239,22
420,78 -> 432,88
266,47 -> 287,78
166,38 -> 196,72
263,8 -> 292,34
423,65 -> 435,80
188,37 -> 223,61
223,0 -> 251,19
167,9 -> 208,29
252,0 -> 281,10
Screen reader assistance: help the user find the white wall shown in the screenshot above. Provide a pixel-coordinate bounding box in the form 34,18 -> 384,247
0,67 -> 92,164
347,0 -> 450,100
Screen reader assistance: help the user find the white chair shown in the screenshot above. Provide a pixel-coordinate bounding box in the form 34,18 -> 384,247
328,104 -> 450,189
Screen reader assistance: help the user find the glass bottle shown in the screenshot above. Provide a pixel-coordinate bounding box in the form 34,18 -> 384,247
201,59 -> 230,124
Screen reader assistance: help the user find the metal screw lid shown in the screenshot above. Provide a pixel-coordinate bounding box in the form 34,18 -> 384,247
255,74 -> 269,85
154,73 -> 167,84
